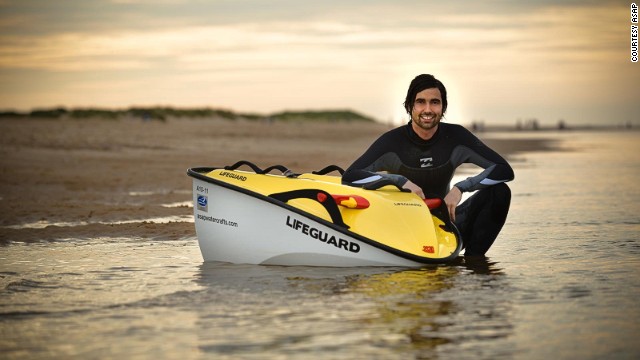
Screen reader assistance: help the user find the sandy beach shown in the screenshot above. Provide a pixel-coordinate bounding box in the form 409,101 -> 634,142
0,117 -> 553,244
3,118 -> 640,360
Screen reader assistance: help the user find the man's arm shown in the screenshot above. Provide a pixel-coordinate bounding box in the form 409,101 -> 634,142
450,130 -> 514,193
342,130 -> 409,189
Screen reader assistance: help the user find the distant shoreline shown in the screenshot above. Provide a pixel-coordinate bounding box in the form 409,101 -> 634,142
1,106 -> 636,132
0,107 -> 377,123
468,124 -> 639,133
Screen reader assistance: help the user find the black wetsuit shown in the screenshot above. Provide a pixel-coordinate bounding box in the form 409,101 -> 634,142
343,121 -> 514,256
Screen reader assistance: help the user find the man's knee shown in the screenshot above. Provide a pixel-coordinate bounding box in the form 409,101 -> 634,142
475,182 -> 511,205
491,182 -> 511,204
489,183 -> 511,223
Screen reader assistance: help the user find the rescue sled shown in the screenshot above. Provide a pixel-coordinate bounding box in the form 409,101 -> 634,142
187,161 -> 462,267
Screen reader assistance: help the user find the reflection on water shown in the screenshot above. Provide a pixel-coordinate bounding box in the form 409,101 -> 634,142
2,131 -> 640,359
344,258 -> 510,353
188,258 -> 511,358
0,243 -> 515,359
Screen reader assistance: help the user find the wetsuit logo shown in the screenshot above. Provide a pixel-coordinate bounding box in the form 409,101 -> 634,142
420,157 -> 433,167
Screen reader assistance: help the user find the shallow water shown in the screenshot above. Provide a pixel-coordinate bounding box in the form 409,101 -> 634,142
2,131 -> 640,359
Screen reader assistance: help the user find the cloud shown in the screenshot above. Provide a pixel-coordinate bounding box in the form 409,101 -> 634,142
0,0 -> 637,124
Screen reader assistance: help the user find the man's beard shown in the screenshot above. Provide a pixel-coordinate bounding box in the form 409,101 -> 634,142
413,112 -> 442,131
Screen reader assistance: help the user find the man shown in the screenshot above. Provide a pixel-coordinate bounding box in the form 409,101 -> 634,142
342,74 -> 513,256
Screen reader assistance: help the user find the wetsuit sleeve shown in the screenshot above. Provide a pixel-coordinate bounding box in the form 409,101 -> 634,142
342,133 -> 409,189
451,131 -> 514,193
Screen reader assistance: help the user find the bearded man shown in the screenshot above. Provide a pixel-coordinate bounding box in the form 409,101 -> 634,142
342,74 -> 514,256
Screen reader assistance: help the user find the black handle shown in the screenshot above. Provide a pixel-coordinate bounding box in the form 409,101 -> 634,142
269,189 -> 349,229
224,160 -> 264,173
312,165 -> 345,176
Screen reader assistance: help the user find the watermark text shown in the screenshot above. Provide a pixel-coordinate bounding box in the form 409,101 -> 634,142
632,4 -> 638,62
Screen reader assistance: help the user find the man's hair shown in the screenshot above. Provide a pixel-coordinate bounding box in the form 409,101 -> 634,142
403,74 -> 448,115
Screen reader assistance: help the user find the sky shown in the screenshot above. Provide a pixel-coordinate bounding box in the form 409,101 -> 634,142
0,0 -> 638,126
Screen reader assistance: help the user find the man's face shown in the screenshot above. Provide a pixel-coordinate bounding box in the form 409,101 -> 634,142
411,87 -> 444,132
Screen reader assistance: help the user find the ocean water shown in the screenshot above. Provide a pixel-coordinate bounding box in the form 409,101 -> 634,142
1,131 -> 640,359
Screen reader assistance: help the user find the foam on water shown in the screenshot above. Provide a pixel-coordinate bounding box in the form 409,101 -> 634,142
3,215 -> 194,230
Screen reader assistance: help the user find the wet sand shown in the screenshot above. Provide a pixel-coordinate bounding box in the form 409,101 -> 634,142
0,117 -> 555,244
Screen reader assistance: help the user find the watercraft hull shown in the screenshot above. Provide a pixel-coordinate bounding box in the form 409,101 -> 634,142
189,165 -> 462,267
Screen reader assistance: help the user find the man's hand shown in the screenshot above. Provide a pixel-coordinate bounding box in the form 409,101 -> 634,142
402,180 -> 425,199
444,186 -> 462,221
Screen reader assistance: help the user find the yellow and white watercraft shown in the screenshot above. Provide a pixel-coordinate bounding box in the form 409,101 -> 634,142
187,161 -> 462,267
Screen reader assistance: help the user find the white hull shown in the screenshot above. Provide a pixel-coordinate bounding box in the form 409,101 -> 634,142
192,177 -> 425,267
